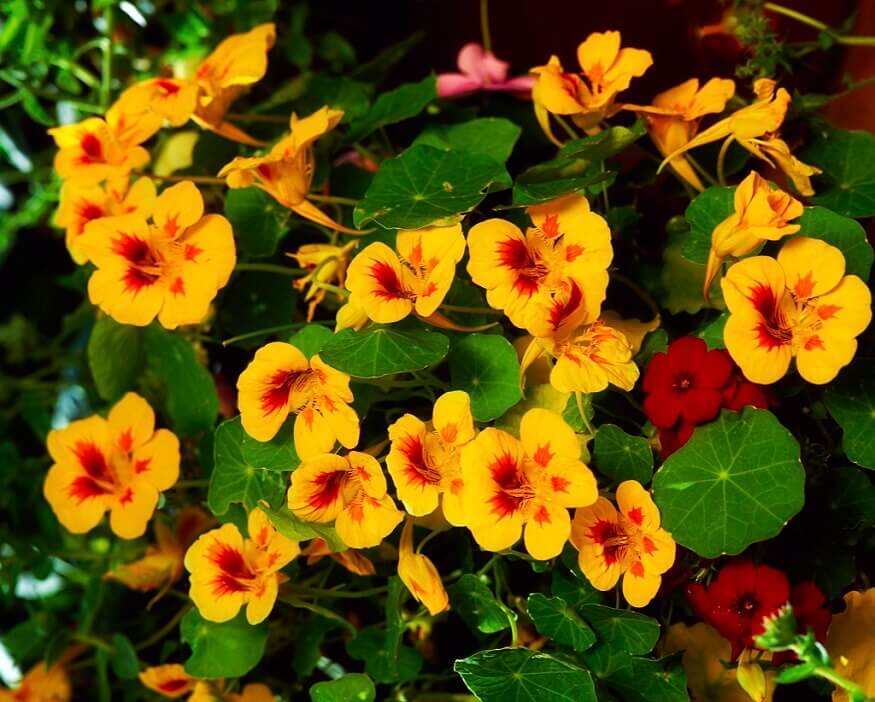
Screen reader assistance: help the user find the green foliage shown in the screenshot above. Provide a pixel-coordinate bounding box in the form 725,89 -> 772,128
682,186 -> 735,265
448,574 -> 514,634
825,363 -> 875,470
181,609 -> 269,678
310,674 -> 376,702
87,317 -> 145,401
345,74 -> 436,143
224,189 -> 289,258
794,206 -> 873,280
593,424 -> 654,485
448,333 -> 522,421
803,127 -> 875,218
527,594 -> 596,652
579,605 -> 660,655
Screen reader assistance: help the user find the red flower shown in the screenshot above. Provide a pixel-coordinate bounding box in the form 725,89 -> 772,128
657,422 -> 694,460
772,581 -> 832,665
723,373 -> 772,412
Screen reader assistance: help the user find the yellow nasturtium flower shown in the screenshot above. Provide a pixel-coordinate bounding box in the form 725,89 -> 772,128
704,171 -> 803,295
460,408 -> 598,560
570,480 -> 676,607
398,518 -> 449,616
291,241 -> 358,320
236,342 -> 359,459
386,390 -> 475,525
184,507 -> 300,625
532,31 -> 652,143
79,181 -> 236,328
0,660 -> 70,702
345,223 -> 466,325
288,451 -> 404,549
335,294 -> 370,332
43,393 -> 180,539
826,588 -> 875,702
722,237 -> 871,385
220,107 -> 359,232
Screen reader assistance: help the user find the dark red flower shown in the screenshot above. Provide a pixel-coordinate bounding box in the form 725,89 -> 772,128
686,560 -> 790,659
723,373 -> 772,412
772,581 -> 832,665
643,336 -> 734,430
657,422 -> 695,459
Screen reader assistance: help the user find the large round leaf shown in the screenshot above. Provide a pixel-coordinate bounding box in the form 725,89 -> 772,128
181,610 -> 268,678
802,127 -> 875,218
825,363 -> 875,470
448,333 -> 522,421
681,186 -> 735,264
793,207 -> 873,280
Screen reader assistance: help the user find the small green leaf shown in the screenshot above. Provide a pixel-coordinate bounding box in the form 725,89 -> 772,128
824,363 -> 875,470
240,416 -> 299,472
88,316 -> 145,401
448,333 -> 522,421
652,408 -> 805,557
414,117 -> 521,164
579,604 -> 660,655
181,609 -> 268,678
108,634 -> 139,680
310,673 -> 376,702
557,122 -> 646,161
294,75 -> 371,123
601,655 -> 689,702
793,206 -> 873,281
802,127 -> 875,218
527,594 -> 596,652
698,313 -> 728,350
512,159 -> 613,206
593,424 -> 654,485
261,503 -> 346,551
224,189 -> 287,258
346,626 -> 422,684
682,186 -> 735,265
448,574 -> 513,634
289,325 -> 335,358
320,322 -> 449,378
550,567 -> 602,608
293,616 -> 342,676
346,74 -> 436,143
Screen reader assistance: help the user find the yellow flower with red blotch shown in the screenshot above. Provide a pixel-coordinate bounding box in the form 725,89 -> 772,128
335,295 -> 369,332
460,408 -> 598,560
184,507 -> 299,624
722,237 -> 871,385
397,518 -> 449,616
301,537 -> 376,576
291,241 -> 358,320
219,107 -> 358,232
532,31 -> 652,142
138,665 -> 274,702
826,588 -> 875,702
0,660 -> 70,702
236,341 -> 359,459
467,194 -> 612,331
55,176 -> 156,264
704,171 -> 803,295
79,180 -> 235,328
570,480 -> 676,607
344,222 -> 466,324
288,451 -> 404,549
43,393 -> 179,539
386,390 -> 475,526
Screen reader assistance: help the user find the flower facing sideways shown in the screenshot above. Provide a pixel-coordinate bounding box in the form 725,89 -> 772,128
397,518 -> 449,616
291,241 -> 357,320
139,665 -> 275,702
79,180 -> 236,328
43,393 -> 180,539
184,507 -> 300,624
437,42 -> 534,99
387,390 -> 475,525
570,480 -> 676,607
461,408 -> 598,560
722,237 -> 871,384
0,660 -> 71,702
287,451 -> 404,549
236,341 -> 358,459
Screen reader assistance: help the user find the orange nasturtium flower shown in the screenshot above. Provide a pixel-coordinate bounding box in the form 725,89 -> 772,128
703,171 -> 803,296
43,393 -> 180,539
460,408 -> 598,560
301,537 -> 376,576
220,107 -> 359,232
386,390 -> 475,526
0,661 -> 70,702
722,237 -> 872,385
236,342 -> 359,459
467,194 -> 612,330
531,31 -> 652,143
570,480 -> 676,607
344,223 -> 466,325
288,451 -> 404,548
397,518 -> 450,616
79,180 -> 236,328
291,241 -> 358,320
55,176 -> 156,264
185,507 -> 300,624
139,665 -> 275,702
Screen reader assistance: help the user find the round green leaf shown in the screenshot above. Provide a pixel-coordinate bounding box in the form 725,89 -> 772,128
310,673 -> 376,702
181,609 -> 268,678
652,408 -> 805,557
289,324 -> 335,359
108,634 -> 139,680
414,117 -> 521,165
579,604 -> 660,655
87,316 -> 145,402
448,574 -> 513,635
527,594 -> 596,653
802,127 -> 875,218
825,363 -> 875,470
793,206 -> 873,280
345,74 -> 435,143
448,333 -> 522,421
224,188 -> 288,258
681,186 -> 735,265
593,424 -> 654,485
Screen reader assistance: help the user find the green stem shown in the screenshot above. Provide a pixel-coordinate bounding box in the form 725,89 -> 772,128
575,391 -> 596,436
313,281 -> 349,297
235,262 -> 305,276
284,584 -> 389,599
222,321 -> 330,347
480,0 -> 492,53
307,193 -> 359,207
439,303 -> 503,316
135,605 -> 191,651
686,154 -> 720,188
73,633 -> 113,653
716,136 -> 733,187
134,171 -> 225,185
553,114 -> 579,141
100,6 -> 114,110
52,58 -> 101,91
764,2 -> 875,46
812,666 -> 869,700
610,272 -> 660,321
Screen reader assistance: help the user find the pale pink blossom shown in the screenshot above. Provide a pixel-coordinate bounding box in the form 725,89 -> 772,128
437,43 -> 534,99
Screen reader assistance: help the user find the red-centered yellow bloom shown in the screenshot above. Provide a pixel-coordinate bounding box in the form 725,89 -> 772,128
226,684 -> 275,702
335,295 -> 370,332
43,393 -> 180,539
827,588 -> 875,702
185,507 -> 299,624
291,241 -> 358,320
398,518 -> 449,615
80,180 -> 235,328
288,451 -> 404,549
629,77 -> 736,191
722,237 -> 872,385
460,408 -> 598,560
117,78 -> 200,128
219,107 -> 358,232
301,537 -> 376,576
467,194 -> 612,330
138,664 -> 197,699
55,176 -> 156,264
386,390 -> 475,526
532,31 -> 652,143
570,480 -> 675,607
236,342 -> 358,459
704,171 -> 803,295
345,222 -> 466,324
749,136 -> 821,197
0,661 -> 70,702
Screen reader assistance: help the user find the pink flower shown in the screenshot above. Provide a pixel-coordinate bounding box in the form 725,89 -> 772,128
437,43 -> 534,99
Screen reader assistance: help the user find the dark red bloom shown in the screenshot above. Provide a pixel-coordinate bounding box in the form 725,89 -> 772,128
657,422 -> 694,460
772,581 -> 832,665
723,373 -> 772,412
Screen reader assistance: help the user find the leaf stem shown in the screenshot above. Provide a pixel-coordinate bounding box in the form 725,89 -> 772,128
235,262 -> 305,276
764,3 -> 875,46
439,303 -> 503,316
480,0 -> 492,53
307,193 -> 359,207
222,321 -> 331,347
135,172 -> 225,185
135,604 -> 191,651
610,272 -> 660,321
284,584 -> 389,599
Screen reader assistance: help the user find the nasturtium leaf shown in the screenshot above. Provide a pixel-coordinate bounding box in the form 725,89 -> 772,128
240,416 -> 299,472
562,392 -> 594,434
793,206 -> 873,281
181,609 -> 268,678
320,323 -> 449,378
293,75 -> 371,123
294,616 -> 343,676
601,655 -> 689,702
346,626 -> 422,684
217,272 -> 297,347
557,122 -> 646,162
224,188 -> 288,258
593,424 -> 654,485
681,186 -> 735,265
830,466 -> 875,529
550,567 -> 602,608
87,316 -> 145,401
208,417 -> 287,515
108,634 -> 138,680
527,594 -> 596,652
345,74 -> 436,143
652,408 -> 805,557
802,127 -> 875,217
144,326 -> 218,436
662,229 -> 723,314
580,643 -> 632,679
414,117 -> 521,165
448,574 -> 513,634
309,673 -> 376,702
698,312 -> 728,350
579,604 -> 660,655
262,503 -> 346,551
637,328 -> 669,365
354,145 -> 508,229
288,324 -> 334,358
512,158 -> 613,206
448,333 -> 522,421
455,648 -> 597,702
824,364 -> 875,470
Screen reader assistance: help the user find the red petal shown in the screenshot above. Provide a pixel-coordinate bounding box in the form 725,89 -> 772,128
642,352 -> 671,393
679,388 -> 724,425
697,349 -> 734,389
644,391 -> 683,429
666,336 -> 707,373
